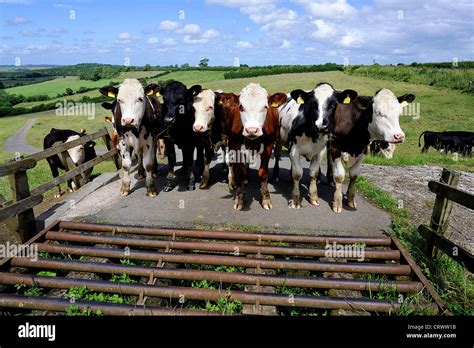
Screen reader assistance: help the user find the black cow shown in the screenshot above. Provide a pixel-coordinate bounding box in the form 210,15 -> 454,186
419,131 -> 474,156
160,81 -> 202,192
43,128 -> 97,197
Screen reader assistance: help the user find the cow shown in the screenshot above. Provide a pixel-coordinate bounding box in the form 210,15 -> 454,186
370,140 -> 396,159
419,130 -> 474,156
43,128 -> 97,198
216,83 -> 287,210
328,89 -> 415,213
275,82 -> 357,209
159,81 -> 202,192
192,88 -> 217,189
99,78 -> 162,197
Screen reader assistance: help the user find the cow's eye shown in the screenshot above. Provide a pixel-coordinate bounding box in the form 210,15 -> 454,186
137,97 -> 143,103
208,106 -> 213,111
240,105 -> 244,112
118,99 -> 123,103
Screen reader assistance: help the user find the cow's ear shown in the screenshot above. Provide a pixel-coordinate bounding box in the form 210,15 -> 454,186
268,93 -> 288,108
398,94 -> 416,107
144,83 -> 161,97
100,86 -> 119,98
290,89 -> 308,104
337,89 -> 358,104
356,96 -> 373,110
188,85 -> 202,98
101,102 -> 114,110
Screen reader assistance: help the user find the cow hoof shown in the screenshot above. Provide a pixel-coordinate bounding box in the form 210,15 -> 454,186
262,200 -> 273,210
146,189 -> 158,198
199,182 -> 209,189
289,200 -> 301,209
228,183 -> 236,191
348,200 -> 357,209
121,191 -> 129,197
309,198 -> 320,206
332,203 -> 343,213
54,193 -> 63,199
233,202 -> 244,211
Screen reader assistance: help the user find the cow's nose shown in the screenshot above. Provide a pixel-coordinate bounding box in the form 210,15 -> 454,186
194,125 -> 205,132
164,116 -> 175,125
123,117 -> 134,125
392,133 -> 405,143
245,127 -> 259,136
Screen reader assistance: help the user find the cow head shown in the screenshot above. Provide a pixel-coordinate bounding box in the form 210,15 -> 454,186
238,83 -> 286,139
160,81 -> 201,126
193,89 -> 215,133
367,89 -> 415,143
99,79 -> 159,129
290,83 -> 357,134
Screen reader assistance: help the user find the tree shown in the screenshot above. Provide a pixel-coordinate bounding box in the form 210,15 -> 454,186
144,64 -> 152,71
199,58 -> 209,67
181,63 -> 190,69
65,88 -> 74,96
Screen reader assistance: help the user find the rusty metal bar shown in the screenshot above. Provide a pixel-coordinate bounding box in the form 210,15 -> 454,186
45,231 -> 400,260
35,243 -> 412,275
11,258 -> 422,293
0,294 -> 218,316
0,272 -> 409,313
58,221 -> 392,246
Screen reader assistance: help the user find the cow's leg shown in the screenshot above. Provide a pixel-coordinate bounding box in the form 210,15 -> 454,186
259,143 -> 273,210
163,138 -> 176,192
347,154 -> 364,209
271,140 -> 282,183
308,149 -> 324,206
225,148 -> 236,191
47,158 -> 63,198
119,139 -> 132,197
332,157 -> 345,213
183,144 -> 196,191
200,138 -> 213,189
135,151 -> 145,180
233,162 -> 246,210
289,146 -> 303,209
326,145 -> 335,186
142,138 -> 157,198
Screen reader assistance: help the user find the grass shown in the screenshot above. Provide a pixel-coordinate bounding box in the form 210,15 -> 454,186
356,176 -> 473,315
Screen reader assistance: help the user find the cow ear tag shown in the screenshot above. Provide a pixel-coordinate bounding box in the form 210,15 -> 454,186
343,95 -> 351,104
400,101 -> 408,108
156,91 -> 162,97
146,90 -> 154,96
297,96 -> 304,104
218,100 -> 223,105
271,101 -> 279,107
108,91 -> 116,98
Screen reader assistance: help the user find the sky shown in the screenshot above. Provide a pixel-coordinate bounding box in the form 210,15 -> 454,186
0,0 -> 473,67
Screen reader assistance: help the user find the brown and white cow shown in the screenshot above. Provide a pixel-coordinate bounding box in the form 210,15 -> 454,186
328,89 -> 415,213
99,79 -> 162,197
216,83 -> 287,210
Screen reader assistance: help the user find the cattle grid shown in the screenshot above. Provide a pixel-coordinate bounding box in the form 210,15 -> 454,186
0,220 -> 444,316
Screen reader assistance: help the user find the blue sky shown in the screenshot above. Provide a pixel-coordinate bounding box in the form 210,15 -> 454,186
0,0 -> 473,66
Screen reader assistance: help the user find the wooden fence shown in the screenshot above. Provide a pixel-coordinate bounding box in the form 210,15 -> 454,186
0,127 -> 120,242
420,168 -> 474,273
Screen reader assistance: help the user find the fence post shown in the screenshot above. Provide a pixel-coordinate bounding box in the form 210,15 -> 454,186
425,168 -> 460,259
8,170 -> 36,242
102,132 -> 120,169
59,149 -> 85,190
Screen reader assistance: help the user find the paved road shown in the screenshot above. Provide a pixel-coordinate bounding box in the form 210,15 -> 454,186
42,149 -> 392,236
3,118 -> 42,155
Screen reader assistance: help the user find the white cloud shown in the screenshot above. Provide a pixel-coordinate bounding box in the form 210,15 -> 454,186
179,24 -> 201,35
294,0 -> 356,19
159,20 -> 180,30
305,47 -> 316,51
280,40 -> 291,49
117,32 -> 131,43
235,41 -> 253,48
6,16 -> 30,25
147,37 -> 159,44
340,30 -> 364,47
311,19 -> 334,39
162,38 -> 177,46
202,29 -> 220,39
183,35 -> 208,45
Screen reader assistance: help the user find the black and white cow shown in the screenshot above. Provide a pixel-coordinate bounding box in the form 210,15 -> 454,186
275,82 -> 357,209
370,140 -> 396,159
99,78 -> 162,197
160,81 -> 202,192
43,128 -> 97,197
328,89 -> 415,213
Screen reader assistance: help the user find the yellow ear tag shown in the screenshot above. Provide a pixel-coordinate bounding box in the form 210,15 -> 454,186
218,100 -> 223,105
146,90 -> 154,96
297,96 -> 304,104
156,92 -> 161,97
343,95 -> 351,104
400,101 -> 408,108
107,91 -> 116,98
271,102 -> 279,107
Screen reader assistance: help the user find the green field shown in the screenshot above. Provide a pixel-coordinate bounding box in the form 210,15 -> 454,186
1,69 -> 473,201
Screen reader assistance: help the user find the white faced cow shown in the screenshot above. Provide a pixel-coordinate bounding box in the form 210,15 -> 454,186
275,82 -> 357,209
100,79 -> 161,197
328,88 -> 415,213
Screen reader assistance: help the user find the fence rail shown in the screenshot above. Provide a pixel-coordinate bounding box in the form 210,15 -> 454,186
0,127 -> 119,242
420,168 -> 474,273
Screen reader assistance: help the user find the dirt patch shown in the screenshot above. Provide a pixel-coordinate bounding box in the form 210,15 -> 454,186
360,164 -> 473,254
